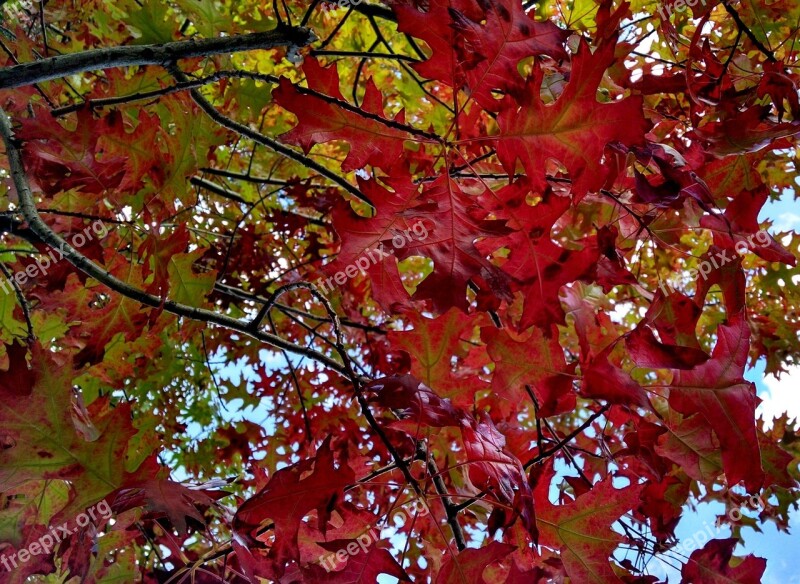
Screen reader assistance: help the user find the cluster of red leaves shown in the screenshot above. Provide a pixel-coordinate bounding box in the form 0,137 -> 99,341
0,0 -> 799,582
235,0 -> 798,580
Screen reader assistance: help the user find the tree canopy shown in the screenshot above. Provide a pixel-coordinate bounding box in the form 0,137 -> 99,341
0,0 -> 798,581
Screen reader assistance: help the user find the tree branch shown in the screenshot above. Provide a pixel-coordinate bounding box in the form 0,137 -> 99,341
423,445 -> 467,551
199,168 -> 292,187
213,282 -> 387,334
523,405 -> 610,469
0,26 -> 315,89
720,0 -> 777,62
350,3 -> 396,22
310,49 -> 418,62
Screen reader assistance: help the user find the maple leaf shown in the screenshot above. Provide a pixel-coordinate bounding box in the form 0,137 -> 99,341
681,538 -> 766,584
483,324 -> 576,417
494,39 -> 649,195
461,413 -> 536,538
394,0 -> 483,88
533,462 -> 644,584
369,374 -> 535,534
140,223 -> 192,299
322,547 -> 410,583
94,108 -> 166,193
273,57 -> 415,172
757,426 -> 798,489
401,175 -> 512,312
389,309 -> 489,406
0,343 -> 147,516
757,60 -> 800,121
167,249 -> 218,308
325,173 -> 422,310
561,286 -> 651,408
16,107 -> 126,197
453,0 -> 569,110
477,181 -> 599,330
32,267 -> 152,367
699,186 -> 796,265
113,456 -> 225,534
691,105 -> 800,156
233,437 -> 355,576
436,541 -> 516,583
655,414 -> 723,484
626,318 -> 709,370
368,374 -> 466,427
670,315 -> 765,492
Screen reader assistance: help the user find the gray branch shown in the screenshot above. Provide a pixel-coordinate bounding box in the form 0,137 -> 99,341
0,26 -> 314,89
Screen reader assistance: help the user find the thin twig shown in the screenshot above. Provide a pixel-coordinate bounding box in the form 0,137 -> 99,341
423,445 -> 467,550
167,64 -> 376,209
523,405 -> 610,470
311,49 -> 419,62
267,312 -> 313,443
198,167 -> 293,186
720,0 -> 777,62
0,261 -> 35,344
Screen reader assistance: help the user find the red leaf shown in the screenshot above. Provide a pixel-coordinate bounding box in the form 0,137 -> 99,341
460,413 -> 536,539
0,344 -> 146,516
533,463 -> 644,583
368,374 -> 466,427
17,107 -> 126,196
495,39 -> 648,195
670,315 -> 764,491
655,414 -> 723,484
113,456 -> 225,534
394,0 -> 483,88
233,437 -> 355,576
324,547 -> 410,583
436,541 -> 516,584
626,324 -> 709,370
389,309 -> 489,407
273,58 -> 413,172
681,538 -> 766,584
402,176 -> 512,312
483,325 -> 576,417
454,0 -> 568,110
700,186 -> 796,265
581,345 -> 651,409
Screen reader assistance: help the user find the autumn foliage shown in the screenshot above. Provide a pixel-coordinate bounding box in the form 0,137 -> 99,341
0,0 -> 799,582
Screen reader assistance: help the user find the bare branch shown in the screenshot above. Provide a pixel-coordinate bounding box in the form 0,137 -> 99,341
0,26 -> 315,89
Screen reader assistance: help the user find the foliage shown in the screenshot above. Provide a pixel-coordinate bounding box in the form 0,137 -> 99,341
0,0 -> 799,581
